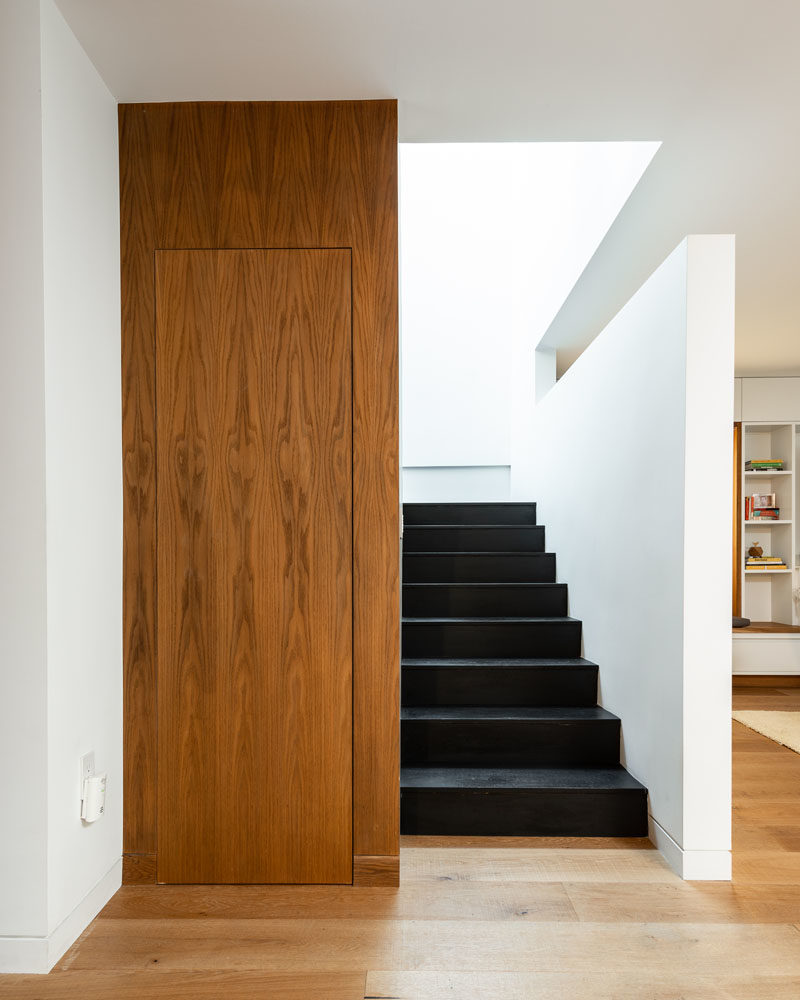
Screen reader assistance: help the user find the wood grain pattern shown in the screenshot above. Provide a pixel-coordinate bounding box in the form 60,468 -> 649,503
155,249 -> 352,883
123,854 -> 157,885
120,104 -> 158,855
352,855 -> 400,887
119,101 -> 399,867
0,972 -> 365,999
733,421 -> 742,615
365,970 -> 800,1000
98,882 -> 575,922
733,686 -> 800,884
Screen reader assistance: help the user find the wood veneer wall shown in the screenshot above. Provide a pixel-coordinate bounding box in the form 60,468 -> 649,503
120,100 -> 399,882
733,422 -> 742,617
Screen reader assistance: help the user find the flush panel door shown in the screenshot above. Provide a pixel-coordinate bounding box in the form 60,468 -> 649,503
155,248 -> 352,883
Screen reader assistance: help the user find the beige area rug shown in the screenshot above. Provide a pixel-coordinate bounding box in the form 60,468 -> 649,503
732,710 -> 800,754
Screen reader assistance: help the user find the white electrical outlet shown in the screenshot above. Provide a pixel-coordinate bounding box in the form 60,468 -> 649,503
80,752 -> 106,822
80,751 -> 95,785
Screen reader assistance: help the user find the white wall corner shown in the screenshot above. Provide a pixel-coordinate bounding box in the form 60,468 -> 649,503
0,858 -> 121,974
534,346 -> 557,402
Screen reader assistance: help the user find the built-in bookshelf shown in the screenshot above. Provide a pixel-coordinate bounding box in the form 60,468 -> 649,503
740,423 -> 797,625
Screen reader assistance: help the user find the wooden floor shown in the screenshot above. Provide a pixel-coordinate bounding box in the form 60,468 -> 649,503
2,686 -> 800,999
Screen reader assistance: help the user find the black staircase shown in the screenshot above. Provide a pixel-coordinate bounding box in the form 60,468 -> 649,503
400,502 -> 648,837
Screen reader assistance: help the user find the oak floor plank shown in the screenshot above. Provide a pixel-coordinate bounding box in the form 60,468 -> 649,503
733,852 -> 800,884
564,881 -> 800,923
0,971 -> 365,999
366,971 -> 800,1000
99,882 -> 577,923
401,848 -> 678,884
59,918 -> 402,972
367,970 -> 717,1000
394,920 -> 800,975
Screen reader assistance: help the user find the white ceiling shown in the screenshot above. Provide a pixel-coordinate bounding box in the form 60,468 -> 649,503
56,0 -> 800,375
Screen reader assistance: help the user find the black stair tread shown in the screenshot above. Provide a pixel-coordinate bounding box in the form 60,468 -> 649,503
403,502 -> 537,523
406,524 -> 543,530
403,549 -> 555,560
401,706 -> 618,722
401,765 -> 645,791
402,657 -> 596,667
404,502 -> 535,507
403,616 -> 579,624
403,582 -> 562,588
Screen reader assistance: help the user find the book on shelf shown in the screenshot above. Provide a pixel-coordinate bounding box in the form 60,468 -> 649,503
750,508 -> 781,519
745,459 -> 784,471
746,555 -> 788,569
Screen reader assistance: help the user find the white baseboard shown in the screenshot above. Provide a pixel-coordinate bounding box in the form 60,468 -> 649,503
649,817 -> 731,881
0,858 -> 122,974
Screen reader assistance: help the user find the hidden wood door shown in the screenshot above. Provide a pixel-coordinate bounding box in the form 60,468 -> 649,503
155,248 -> 353,884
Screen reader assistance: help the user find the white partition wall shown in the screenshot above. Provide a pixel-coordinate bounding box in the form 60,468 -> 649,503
0,0 -> 49,951
515,237 -> 735,879
0,0 -> 122,973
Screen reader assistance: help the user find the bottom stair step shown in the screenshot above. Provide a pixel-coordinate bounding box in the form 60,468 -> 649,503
400,765 -> 648,837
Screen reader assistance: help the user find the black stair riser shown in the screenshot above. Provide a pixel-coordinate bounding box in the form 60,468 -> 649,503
400,788 -> 649,837
402,584 -> 567,618
402,621 -> 581,658
404,525 -> 545,553
403,552 -> 556,583
402,663 -> 598,707
403,503 -> 536,525
401,719 -> 620,766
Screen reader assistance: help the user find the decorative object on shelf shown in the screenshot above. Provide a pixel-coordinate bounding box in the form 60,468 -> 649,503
748,542 -> 764,559
753,493 -> 777,508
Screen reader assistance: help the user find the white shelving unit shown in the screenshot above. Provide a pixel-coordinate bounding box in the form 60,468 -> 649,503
740,422 -> 797,625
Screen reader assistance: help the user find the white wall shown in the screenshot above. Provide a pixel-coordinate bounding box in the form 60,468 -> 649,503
402,466 -> 511,503
740,377 -> 800,423
0,0 -> 122,973
515,237 -> 734,879
0,0 -> 49,943
399,142 -> 658,497
41,0 -> 122,940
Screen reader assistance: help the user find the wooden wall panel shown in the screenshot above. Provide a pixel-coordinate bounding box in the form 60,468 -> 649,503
156,250 -> 352,883
121,107 -> 158,854
733,422 -> 742,617
120,101 -> 400,873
